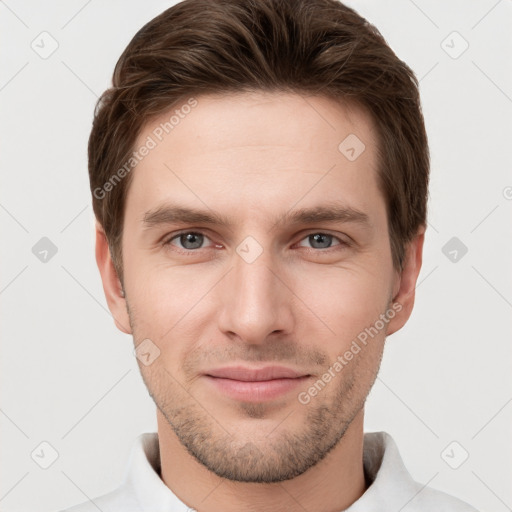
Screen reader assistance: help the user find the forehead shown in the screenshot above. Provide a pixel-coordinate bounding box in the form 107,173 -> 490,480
139,91 -> 377,159
126,91 -> 383,226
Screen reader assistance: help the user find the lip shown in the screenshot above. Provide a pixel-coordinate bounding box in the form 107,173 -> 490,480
206,365 -> 307,381
203,365 -> 311,402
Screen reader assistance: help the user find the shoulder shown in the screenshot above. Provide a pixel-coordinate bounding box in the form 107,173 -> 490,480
409,485 -> 479,511
56,483 -> 141,512
361,432 -> 479,512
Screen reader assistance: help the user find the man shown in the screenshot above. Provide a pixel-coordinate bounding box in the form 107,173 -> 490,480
63,0 -> 477,510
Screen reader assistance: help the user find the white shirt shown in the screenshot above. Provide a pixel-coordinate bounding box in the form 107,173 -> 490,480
60,431 -> 478,511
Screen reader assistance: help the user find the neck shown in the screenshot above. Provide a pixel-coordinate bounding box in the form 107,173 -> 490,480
157,409 -> 367,512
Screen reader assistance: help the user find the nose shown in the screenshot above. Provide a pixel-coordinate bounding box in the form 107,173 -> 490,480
216,245 -> 295,345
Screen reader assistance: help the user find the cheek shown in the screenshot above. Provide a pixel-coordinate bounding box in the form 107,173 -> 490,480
295,266 -> 392,340
125,260 -> 217,361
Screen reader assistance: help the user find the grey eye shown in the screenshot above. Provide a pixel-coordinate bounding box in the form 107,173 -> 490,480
306,233 -> 336,249
174,232 -> 205,250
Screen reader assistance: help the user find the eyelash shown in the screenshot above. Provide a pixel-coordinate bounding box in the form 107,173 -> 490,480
162,230 -> 350,255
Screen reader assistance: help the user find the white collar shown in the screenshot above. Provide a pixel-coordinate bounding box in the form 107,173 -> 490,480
113,431 -> 475,511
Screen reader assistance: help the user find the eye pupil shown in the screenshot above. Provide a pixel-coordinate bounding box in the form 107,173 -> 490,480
310,233 -> 332,249
180,232 -> 203,249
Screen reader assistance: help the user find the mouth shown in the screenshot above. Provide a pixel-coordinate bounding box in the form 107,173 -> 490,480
203,365 -> 312,402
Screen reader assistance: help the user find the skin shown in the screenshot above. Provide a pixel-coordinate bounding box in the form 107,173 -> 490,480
96,91 -> 424,512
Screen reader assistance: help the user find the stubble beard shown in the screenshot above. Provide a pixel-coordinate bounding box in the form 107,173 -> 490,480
139,350 -> 382,483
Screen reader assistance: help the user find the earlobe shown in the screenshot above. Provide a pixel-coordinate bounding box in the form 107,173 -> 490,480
94,221 -> 132,335
386,227 -> 425,336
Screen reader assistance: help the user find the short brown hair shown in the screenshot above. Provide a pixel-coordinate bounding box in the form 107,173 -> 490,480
89,0 -> 429,284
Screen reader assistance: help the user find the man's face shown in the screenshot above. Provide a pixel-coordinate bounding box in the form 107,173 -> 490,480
118,92 -> 404,482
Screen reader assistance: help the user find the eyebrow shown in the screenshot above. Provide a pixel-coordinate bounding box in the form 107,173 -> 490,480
142,201 -> 370,230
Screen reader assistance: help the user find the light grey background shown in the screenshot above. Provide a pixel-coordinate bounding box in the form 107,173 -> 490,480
1,1 -> 511,511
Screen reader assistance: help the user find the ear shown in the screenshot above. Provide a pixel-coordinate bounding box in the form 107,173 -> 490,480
386,226 -> 425,336
95,221 -> 132,334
